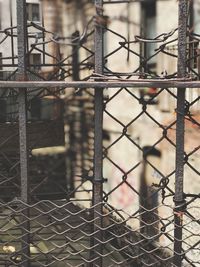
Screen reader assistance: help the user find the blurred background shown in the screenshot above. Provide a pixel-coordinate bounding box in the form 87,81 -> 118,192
0,0 -> 199,266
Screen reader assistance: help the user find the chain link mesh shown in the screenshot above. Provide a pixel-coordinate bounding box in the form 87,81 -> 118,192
0,0 -> 199,266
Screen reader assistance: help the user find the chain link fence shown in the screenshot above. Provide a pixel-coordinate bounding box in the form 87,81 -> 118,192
0,0 -> 199,266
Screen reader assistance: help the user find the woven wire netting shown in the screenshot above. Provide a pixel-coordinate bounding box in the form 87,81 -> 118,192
0,0 -> 199,266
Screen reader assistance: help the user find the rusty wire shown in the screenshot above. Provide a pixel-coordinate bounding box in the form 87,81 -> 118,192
0,0 -> 199,266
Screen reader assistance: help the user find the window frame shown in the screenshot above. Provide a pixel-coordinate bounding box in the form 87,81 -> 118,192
26,2 -> 41,22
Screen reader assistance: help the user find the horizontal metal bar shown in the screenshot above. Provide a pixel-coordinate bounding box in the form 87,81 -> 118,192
0,79 -> 199,88
103,0 -> 169,3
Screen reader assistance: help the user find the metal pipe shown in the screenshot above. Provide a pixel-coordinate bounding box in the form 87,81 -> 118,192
16,1 -> 30,266
91,0 -> 104,266
0,79 -> 199,88
173,0 -> 188,265
9,0 -> 15,66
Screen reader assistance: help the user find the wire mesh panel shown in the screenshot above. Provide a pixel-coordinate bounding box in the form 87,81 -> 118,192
0,0 -> 199,266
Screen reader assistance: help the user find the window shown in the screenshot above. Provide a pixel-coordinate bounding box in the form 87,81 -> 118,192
141,1 -> 156,68
0,52 -> 2,70
0,53 -> 3,80
26,3 -> 40,22
194,1 -> 200,35
193,3 -> 200,71
0,2 -> 2,30
29,53 -> 41,70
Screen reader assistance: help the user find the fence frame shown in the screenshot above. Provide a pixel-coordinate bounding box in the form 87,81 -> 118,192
0,0 -> 198,266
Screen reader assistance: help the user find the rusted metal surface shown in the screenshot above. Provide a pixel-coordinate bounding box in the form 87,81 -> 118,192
91,1 -> 104,265
16,1 -> 30,266
0,0 -> 199,266
1,79 -> 200,88
173,0 -> 188,266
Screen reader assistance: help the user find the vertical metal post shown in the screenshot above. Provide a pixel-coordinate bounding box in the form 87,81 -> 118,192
41,2 -> 46,65
140,3 -> 147,75
174,0 -> 187,266
17,1 -> 30,266
9,0 -> 15,66
72,31 -> 80,82
91,0 -> 104,266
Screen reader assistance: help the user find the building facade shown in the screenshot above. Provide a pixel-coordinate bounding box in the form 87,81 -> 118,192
0,0 -> 199,265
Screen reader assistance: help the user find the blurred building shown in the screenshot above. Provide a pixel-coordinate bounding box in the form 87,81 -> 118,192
0,0 -> 199,220
0,0 -> 199,264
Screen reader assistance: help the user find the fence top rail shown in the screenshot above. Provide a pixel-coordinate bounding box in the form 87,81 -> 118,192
0,79 -> 199,89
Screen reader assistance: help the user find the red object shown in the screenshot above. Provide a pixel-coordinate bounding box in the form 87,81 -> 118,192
148,87 -> 157,94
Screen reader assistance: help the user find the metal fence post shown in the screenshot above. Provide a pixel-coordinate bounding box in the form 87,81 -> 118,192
174,0 -> 187,265
91,0 -> 104,266
17,0 -> 30,266
0,0 -> 197,265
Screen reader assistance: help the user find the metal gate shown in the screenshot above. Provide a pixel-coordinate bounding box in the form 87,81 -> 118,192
0,0 -> 199,266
